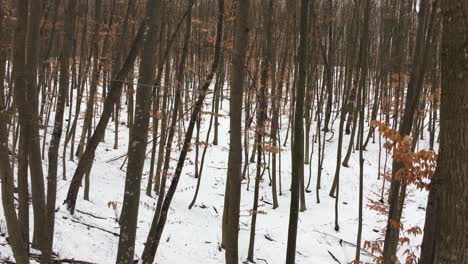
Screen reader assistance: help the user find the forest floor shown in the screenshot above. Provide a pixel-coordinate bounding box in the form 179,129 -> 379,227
0,91 -> 432,263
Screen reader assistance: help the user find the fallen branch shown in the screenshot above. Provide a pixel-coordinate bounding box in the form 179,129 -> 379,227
207,165 -> 227,170
76,209 -> 108,220
313,230 -> 373,257
1,246 -> 94,263
327,250 -> 342,264
31,253 -> 95,264
63,216 -> 120,237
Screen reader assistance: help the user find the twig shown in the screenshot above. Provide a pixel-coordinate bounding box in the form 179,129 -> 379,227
264,234 -> 275,242
328,250 -> 342,264
313,230 -> 373,257
207,165 -> 227,170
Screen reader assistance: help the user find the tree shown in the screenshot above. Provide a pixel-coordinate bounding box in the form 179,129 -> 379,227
12,0 -> 32,253
0,3 -> 29,256
382,0 -> 437,261
64,16 -> 147,214
420,0 -> 468,262
285,0 -> 309,263
355,0 -> 371,261
247,0 -> 272,261
42,0 -> 77,261
116,0 -> 161,262
21,0 -> 48,250
0,110 -> 29,264
140,0 -> 224,261
223,0 -> 250,263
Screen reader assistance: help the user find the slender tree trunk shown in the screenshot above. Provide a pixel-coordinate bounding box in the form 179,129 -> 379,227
12,0 -> 32,254
286,0 -> 308,263
383,0 -> 437,261
247,1 -> 272,260
0,4 -> 28,259
141,1 -> 222,262
223,0 -> 249,262
64,20 -> 147,213
116,0 -> 160,261
43,1 -> 77,261
355,2 -> 370,261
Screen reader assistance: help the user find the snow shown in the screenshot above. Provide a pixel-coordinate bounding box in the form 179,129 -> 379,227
0,89 -> 433,263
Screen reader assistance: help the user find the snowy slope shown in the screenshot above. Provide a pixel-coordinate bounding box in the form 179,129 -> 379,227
0,91 -> 432,263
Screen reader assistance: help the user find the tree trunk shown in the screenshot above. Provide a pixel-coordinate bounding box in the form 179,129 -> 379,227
223,0 -> 249,262
23,0 -> 48,249
42,1 -> 77,261
247,0 -> 272,260
355,1 -> 370,260
12,0 -> 36,254
116,0 -> 160,261
141,1 -> 222,262
0,3 -> 28,259
64,19 -> 147,213
383,0 -> 437,262
420,0 -> 468,262
286,0 -> 308,262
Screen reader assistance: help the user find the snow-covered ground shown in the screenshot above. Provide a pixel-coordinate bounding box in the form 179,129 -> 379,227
0,90 -> 432,263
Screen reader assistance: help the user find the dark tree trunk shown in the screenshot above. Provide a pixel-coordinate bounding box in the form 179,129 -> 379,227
355,1 -> 370,260
383,0 -> 437,262
64,20 -> 147,213
420,0 -> 468,262
25,0 -> 47,249
116,0 -> 161,261
223,0 -> 249,263
286,0 -> 308,263
43,1 -> 77,261
12,0 -> 35,254
141,1 -> 223,262
0,3 -> 28,260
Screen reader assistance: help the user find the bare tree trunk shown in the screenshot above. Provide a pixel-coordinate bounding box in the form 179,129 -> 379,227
223,0 -> 249,262
116,0 -> 160,261
12,0 -> 32,254
64,20 -> 147,213
286,0 -> 308,262
0,3 -> 28,260
355,1 -> 370,260
247,0 -> 272,260
420,0 -> 467,262
189,0 -> 224,209
43,1 -> 77,261
383,0 -> 437,262
141,1 -> 222,262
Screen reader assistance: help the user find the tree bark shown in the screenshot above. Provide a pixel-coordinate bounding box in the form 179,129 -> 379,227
286,0 -> 308,263
383,0 -> 437,261
64,19 -> 147,213
223,0 -> 249,263
116,0 -> 160,262
420,0 -> 468,262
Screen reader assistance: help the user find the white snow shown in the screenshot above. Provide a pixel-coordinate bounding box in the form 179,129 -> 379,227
0,89 -> 434,263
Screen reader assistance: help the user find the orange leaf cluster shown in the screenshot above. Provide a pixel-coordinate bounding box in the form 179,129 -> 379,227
367,122 -> 433,263
405,226 -> 422,236
371,120 -> 437,190
367,198 -> 389,215
363,240 -> 384,263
